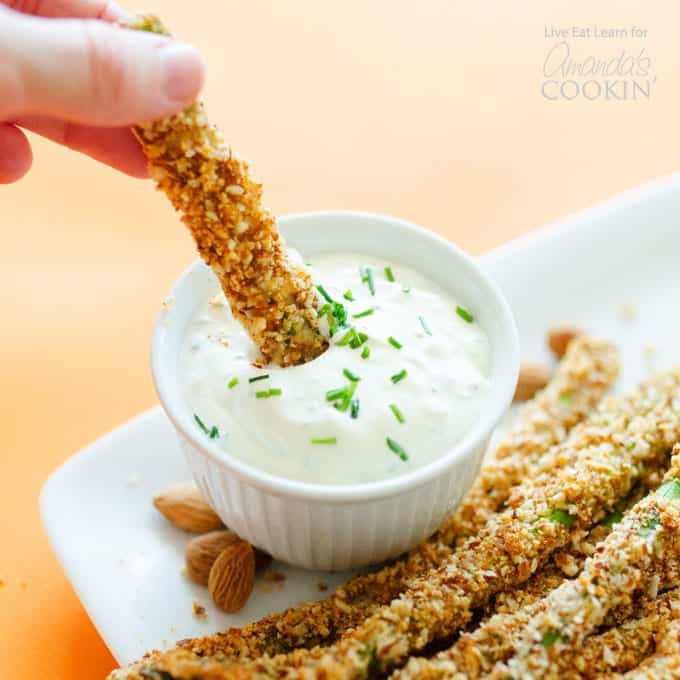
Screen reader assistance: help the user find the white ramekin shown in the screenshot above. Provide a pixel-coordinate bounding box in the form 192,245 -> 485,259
151,211 -> 519,570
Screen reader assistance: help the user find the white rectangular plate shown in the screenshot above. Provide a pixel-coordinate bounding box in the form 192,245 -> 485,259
41,175 -> 680,666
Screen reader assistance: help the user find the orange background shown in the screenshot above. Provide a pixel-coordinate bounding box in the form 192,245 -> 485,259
1,1 -> 678,677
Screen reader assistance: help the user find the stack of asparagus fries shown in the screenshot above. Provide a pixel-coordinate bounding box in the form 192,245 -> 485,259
110,331 -> 680,678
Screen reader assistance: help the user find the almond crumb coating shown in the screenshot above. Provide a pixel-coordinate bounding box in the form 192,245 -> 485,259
495,442 -> 680,680
253,370 -> 680,679
393,479 -> 667,680
124,15 -> 327,367
618,616 -> 680,679
487,466 -> 666,616
567,590 -> 680,679
109,336 -> 617,680
403,586 -> 680,680
442,335 -> 619,546
110,369 -> 680,680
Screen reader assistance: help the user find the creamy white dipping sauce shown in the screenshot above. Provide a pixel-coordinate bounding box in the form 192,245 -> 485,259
179,253 -> 491,485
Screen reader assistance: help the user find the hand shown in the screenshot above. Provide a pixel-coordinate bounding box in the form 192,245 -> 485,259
0,1 -> 205,183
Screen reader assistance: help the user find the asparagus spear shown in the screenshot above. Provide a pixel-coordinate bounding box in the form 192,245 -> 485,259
111,369 -> 680,680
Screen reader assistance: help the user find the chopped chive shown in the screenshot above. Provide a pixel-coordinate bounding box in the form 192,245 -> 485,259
353,308 -> 374,319
195,415 -> 220,439
386,437 -> 409,461
343,289 -> 354,301
338,327 -> 369,350
343,368 -> 361,382
334,381 -> 358,411
456,305 -> 474,323
360,266 -> 375,296
332,302 -> 348,327
319,296 -> 349,334
317,285 -> 333,303
228,377 -> 239,389
540,629 -> 561,648
402,286 -> 411,293
545,508 -> 575,528
311,437 -> 337,444
388,336 -> 403,350
361,346 -> 370,360
256,388 -> 282,398
418,315 -> 432,336
391,369 -> 408,384
559,391 -> 574,404
248,374 -> 270,383
350,399 -> 360,419
194,414 -> 210,435
656,478 -> 680,500
384,266 -> 395,282
350,332 -> 369,349
337,328 -> 357,347
389,403 -> 405,424
600,511 -> 623,528
326,386 -> 349,402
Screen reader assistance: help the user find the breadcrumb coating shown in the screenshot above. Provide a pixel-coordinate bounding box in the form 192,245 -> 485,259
109,337 -> 617,680
125,15 -> 327,367
110,369 -> 680,680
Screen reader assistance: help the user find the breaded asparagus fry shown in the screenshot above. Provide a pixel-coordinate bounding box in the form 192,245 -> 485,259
397,578 -> 680,680
125,15 -> 327,367
618,617 -> 680,679
490,471 -> 664,620
114,337 -> 616,674
111,370 -> 680,680
498,589 -> 680,680
394,485 -> 648,680
495,443 -> 680,680
442,335 -> 619,545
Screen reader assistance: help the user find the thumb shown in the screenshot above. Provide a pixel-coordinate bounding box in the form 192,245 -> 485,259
0,6 -> 205,125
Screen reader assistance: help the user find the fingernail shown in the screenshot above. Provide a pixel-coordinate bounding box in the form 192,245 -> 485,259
161,43 -> 205,104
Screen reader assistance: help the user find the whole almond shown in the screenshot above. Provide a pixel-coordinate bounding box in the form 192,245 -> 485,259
153,483 -> 224,533
208,540 -> 255,612
514,362 -> 551,402
185,530 -> 241,585
547,325 -> 582,359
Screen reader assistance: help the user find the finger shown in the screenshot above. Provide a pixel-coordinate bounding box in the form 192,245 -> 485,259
0,123 -> 33,183
17,115 -> 148,178
0,7 -> 205,125
0,0 -> 126,21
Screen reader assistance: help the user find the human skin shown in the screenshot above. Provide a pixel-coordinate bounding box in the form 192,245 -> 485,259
0,0 -> 205,183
